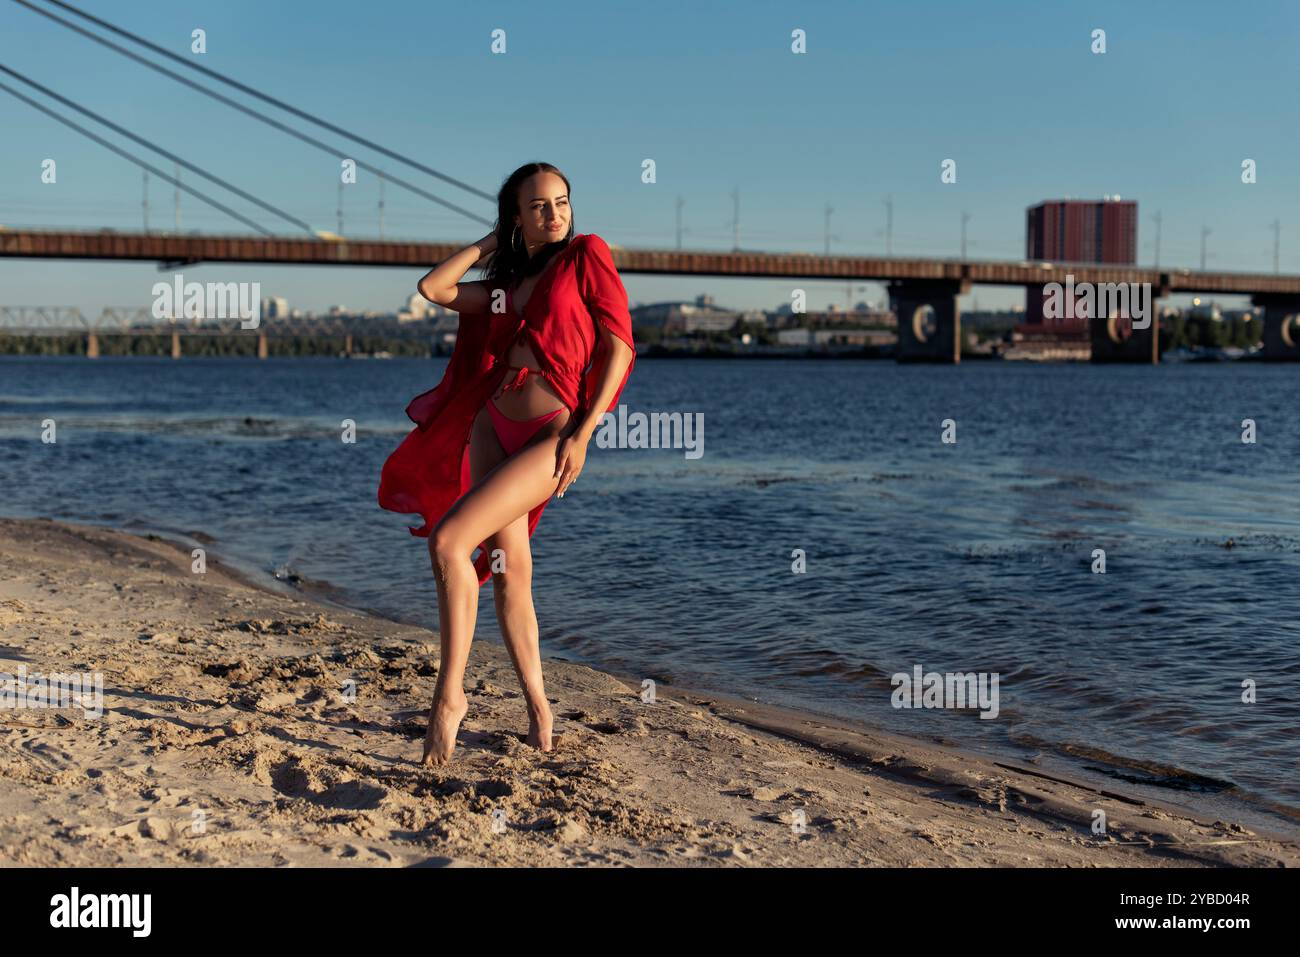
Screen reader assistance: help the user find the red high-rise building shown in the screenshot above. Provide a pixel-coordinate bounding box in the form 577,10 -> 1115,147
1025,198 -> 1138,326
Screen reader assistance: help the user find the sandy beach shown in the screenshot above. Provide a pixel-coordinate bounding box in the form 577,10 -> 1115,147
0,515 -> 1294,868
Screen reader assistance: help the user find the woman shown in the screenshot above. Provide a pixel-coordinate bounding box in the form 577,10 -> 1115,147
377,162 -> 636,766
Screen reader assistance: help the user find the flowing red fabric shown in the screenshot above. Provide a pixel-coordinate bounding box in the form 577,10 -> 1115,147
377,233 -> 636,586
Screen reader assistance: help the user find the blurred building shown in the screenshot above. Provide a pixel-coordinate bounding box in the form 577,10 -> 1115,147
398,292 -> 447,323
1027,196 -> 1137,264
260,296 -> 290,319
1025,196 -> 1138,327
632,294 -> 740,334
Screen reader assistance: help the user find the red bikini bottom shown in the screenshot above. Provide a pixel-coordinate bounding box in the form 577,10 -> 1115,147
487,366 -> 564,456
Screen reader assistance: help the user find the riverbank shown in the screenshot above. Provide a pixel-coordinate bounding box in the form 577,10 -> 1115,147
0,516 -> 1294,867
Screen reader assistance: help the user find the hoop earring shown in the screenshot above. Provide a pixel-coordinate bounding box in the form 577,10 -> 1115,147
511,225 -> 523,254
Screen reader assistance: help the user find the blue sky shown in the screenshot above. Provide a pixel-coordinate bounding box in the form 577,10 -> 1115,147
1,0 -> 1296,314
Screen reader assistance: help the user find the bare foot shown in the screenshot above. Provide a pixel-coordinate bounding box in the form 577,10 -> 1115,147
421,693 -> 468,765
526,700 -> 554,752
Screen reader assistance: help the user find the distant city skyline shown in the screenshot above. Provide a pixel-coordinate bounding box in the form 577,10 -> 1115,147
3,0 -> 1295,313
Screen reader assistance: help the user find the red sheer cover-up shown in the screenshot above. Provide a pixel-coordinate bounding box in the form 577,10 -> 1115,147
377,233 -> 636,586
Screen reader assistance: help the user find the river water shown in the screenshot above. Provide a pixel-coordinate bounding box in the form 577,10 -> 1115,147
2,355 -> 1296,830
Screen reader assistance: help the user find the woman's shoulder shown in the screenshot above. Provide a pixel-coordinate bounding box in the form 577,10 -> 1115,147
568,233 -> 617,267
571,232 -> 611,251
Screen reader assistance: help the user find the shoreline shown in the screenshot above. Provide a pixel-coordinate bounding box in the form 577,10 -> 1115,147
1,515 -> 1295,866
20,509 -> 1289,831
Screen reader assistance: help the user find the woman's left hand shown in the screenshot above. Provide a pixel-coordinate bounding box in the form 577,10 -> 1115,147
554,432 -> 587,498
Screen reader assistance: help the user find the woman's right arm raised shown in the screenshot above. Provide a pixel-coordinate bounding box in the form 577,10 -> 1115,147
416,231 -> 501,313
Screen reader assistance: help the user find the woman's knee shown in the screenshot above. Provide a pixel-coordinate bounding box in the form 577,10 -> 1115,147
429,522 -> 467,570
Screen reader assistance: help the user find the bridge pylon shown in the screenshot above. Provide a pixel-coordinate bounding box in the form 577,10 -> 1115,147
1089,312 -> 1161,363
890,279 -> 968,363
1252,293 -> 1300,360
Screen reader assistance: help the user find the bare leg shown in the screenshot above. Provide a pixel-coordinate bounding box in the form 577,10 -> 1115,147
422,581 -> 471,766
423,406 -> 570,764
487,516 -> 553,751
422,406 -> 502,765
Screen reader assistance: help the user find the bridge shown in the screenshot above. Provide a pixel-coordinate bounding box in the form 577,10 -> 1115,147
3,1 -> 1297,364
4,228 -> 1300,362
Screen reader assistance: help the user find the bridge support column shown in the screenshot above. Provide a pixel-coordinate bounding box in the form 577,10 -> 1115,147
1089,305 -> 1161,363
171,331 -> 182,359
86,332 -> 99,358
257,331 -> 268,359
1252,293 -> 1300,360
890,279 -> 968,363
344,333 -> 353,356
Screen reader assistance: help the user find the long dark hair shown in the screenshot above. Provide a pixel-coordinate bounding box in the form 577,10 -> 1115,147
484,162 -> 575,290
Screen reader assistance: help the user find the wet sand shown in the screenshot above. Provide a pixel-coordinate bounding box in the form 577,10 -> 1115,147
0,516 -> 1294,867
